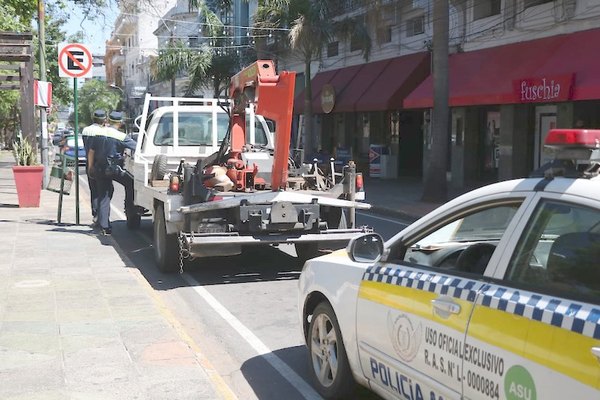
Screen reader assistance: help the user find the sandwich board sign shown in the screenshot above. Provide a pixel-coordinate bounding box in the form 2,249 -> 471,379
58,43 -> 93,79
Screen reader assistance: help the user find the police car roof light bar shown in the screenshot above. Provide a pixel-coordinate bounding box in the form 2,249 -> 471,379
545,129 -> 600,148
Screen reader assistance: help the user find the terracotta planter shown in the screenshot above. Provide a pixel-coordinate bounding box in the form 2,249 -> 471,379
12,165 -> 44,207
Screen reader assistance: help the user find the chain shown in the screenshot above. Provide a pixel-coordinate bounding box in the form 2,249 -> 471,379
178,232 -> 185,274
177,232 -> 195,274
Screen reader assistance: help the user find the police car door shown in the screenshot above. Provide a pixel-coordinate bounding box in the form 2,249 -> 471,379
356,196 -> 530,400
464,192 -> 600,400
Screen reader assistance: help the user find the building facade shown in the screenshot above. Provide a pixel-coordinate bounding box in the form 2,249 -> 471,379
105,0 -> 178,119
106,0 -> 259,110
286,0 -> 600,188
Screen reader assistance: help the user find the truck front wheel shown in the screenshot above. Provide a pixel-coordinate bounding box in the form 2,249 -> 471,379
154,205 -> 180,273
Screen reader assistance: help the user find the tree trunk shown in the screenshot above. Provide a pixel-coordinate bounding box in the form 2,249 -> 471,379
422,0 -> 449,202
302,59 -> 313,161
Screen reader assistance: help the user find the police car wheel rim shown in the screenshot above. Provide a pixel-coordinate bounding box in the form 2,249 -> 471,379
310,313 -> 339,387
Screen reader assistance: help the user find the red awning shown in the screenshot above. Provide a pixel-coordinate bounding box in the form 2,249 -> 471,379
404,28 -> 600,108
334,59 -> 391,113
322,64 -> 363,113
294,69 -> 339,114
354,52 -> 430,112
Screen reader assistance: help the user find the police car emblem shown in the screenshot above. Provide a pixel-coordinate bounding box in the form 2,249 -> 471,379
387,312 -> 422,362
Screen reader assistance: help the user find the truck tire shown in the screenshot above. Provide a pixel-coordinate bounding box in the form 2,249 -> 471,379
150,154 -> 168,181
295,242 -> 319,263
126,211 -> 141,230
154,204 -> 180,273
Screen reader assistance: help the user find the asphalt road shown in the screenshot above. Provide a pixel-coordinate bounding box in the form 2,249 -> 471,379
79,172 -> 410,399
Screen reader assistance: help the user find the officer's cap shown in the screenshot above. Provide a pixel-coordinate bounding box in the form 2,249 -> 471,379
92,109 -> 106,119
108,111 -> 123,122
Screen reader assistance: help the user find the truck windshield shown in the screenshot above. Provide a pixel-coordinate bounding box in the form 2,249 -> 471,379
153,112 -> 230,146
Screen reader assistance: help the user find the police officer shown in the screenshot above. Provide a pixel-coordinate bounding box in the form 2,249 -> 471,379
88,111 -> 136,235
81,109 -> 106,225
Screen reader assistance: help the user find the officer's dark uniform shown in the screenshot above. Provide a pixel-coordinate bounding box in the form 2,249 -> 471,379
81,109 -> 106,223
89,111 -> 136,235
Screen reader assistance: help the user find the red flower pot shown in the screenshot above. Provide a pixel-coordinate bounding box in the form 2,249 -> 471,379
12,165 -> 44,207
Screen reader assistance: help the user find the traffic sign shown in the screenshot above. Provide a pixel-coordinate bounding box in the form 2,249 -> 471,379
58,43 -> 93,78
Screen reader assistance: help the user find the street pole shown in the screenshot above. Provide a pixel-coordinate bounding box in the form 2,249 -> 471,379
74,78 -> 80,224
38,0 -> 49,188
170,28 -> 176,96
422,0 -> 449,202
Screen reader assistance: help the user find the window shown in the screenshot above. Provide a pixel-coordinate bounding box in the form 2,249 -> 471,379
188,36 -> 198,47
153,112 -> 231,146
350,34 -> 363,52
327,41 -> 339,58
245,119 -> 268,146
376,26 -> 392,44
506,200 -> 600,301
406,15 -> 425,37
473,0 -> 501,20
400,203 -> 522,273
524,0 -> 553,8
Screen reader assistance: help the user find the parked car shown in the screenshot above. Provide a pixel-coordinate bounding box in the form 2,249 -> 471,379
298,130 -> 600,400
60,135 -> 86,165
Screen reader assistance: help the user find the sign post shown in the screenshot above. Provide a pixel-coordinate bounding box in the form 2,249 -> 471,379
58,43 -> 93,225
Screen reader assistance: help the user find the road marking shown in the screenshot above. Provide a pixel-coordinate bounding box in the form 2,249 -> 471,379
357,210 -> 408,225
181,273 -> 322,400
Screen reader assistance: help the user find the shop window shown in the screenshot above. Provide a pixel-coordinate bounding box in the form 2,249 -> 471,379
473,0 -> 501,20
406,15 -> 425,37
376,26 -> 392,44
524,0 -> 552,8
327,41 -> 339,58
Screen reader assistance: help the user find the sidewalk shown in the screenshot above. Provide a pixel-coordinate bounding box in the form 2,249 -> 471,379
363,175 -> 471,222
0,150 -> 224,399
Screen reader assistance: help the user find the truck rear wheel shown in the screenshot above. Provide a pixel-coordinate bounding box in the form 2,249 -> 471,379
126,209 -> 141,229
154,205 -> 179,273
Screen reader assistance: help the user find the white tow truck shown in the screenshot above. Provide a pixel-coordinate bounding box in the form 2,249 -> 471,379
126,60 -> 371,273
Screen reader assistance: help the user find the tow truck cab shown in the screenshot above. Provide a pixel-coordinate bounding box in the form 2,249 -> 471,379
134,97 -> 274,165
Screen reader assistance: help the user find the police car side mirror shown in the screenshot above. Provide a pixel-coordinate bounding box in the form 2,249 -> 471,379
348,233 -> 384,263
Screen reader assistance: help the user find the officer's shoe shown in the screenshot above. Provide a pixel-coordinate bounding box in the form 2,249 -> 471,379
101,227 -> 112,236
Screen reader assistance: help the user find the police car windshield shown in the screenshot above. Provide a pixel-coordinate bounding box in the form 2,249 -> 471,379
416,204 -> 519,247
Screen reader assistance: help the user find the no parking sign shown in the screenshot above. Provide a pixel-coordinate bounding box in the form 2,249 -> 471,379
58,43 -> 93,79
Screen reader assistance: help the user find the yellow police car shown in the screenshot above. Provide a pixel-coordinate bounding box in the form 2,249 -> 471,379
298,129 -> 600,399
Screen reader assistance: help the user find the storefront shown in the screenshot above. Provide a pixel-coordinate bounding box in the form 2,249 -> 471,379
294,51 -> 430,177
404,27 -> 600,189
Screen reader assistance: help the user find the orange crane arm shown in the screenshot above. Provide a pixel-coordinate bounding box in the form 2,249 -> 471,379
229,60 -> 296,191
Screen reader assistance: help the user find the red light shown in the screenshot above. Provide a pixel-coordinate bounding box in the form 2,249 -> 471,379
355,173 -> 364,191
545,129 -> 600,148
169,176 -> 179,192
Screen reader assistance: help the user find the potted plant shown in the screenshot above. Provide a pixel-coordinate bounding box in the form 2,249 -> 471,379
12,138 -> 44,207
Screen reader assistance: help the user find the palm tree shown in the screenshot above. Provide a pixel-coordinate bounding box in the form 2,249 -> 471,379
254,0 -> 374,160
252,1 -> 330,159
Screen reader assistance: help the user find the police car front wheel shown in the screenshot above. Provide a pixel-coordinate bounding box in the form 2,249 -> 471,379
308,302 -> 354,399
